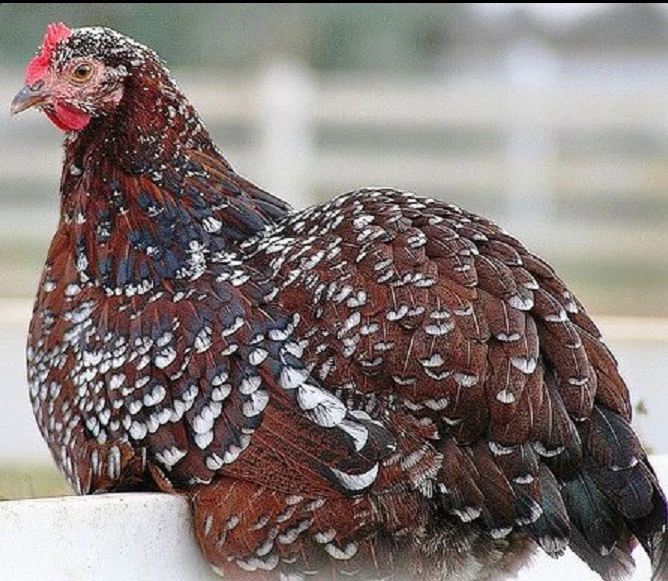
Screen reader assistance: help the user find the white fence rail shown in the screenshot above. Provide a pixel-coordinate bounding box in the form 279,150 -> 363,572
3,457 -> 668,580
0,493 -> 220,581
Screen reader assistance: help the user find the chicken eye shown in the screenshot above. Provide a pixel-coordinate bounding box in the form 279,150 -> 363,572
71,63 -> 94,82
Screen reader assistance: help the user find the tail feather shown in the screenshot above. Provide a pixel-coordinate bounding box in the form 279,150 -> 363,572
525,464 -> 570,556
563,470 -> 627,558
568,526 -> 634,581
586,458 -> 655,522
630,460 -> 668,581
563,401 -> 668,580
628,474 -> 666,555
651,527 -> 668,581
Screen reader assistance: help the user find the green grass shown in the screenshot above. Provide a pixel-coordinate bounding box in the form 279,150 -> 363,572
0,463 -> 71,501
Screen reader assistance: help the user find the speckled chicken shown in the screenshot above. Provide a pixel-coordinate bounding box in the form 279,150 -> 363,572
12,23 -> 668,581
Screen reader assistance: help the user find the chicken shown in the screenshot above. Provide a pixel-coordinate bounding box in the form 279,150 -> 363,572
11,22 -> 668,581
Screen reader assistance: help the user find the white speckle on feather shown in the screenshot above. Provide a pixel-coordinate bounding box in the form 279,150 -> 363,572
329,463 -> 378,491
510,356 -> 537,374
496,389 -> 516,404
324,542 -> 358,560
336,420 -> 369,451
156,446 -> 187,469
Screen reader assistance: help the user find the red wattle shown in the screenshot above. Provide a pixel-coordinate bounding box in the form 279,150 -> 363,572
47,101 -> 91,132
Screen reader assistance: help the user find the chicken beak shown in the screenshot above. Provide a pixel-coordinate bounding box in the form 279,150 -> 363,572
10,82 -> 47,116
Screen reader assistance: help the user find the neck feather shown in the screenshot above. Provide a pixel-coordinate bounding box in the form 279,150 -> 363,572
55,63 -> 290,295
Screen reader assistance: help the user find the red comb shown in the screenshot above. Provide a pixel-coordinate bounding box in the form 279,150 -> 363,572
25,22 -> 72,85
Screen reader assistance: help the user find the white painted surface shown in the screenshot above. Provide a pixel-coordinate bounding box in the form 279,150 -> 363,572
1,458 -> 667,580
0,493 -> 220,581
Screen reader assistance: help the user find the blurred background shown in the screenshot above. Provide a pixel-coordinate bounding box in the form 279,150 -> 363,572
0,3 -> 666,498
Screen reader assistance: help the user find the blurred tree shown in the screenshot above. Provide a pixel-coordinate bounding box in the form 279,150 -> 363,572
0,3 -> 460,71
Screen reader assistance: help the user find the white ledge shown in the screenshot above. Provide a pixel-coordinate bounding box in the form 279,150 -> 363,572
0,493 -> 220,581
1,458 -> 667,580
